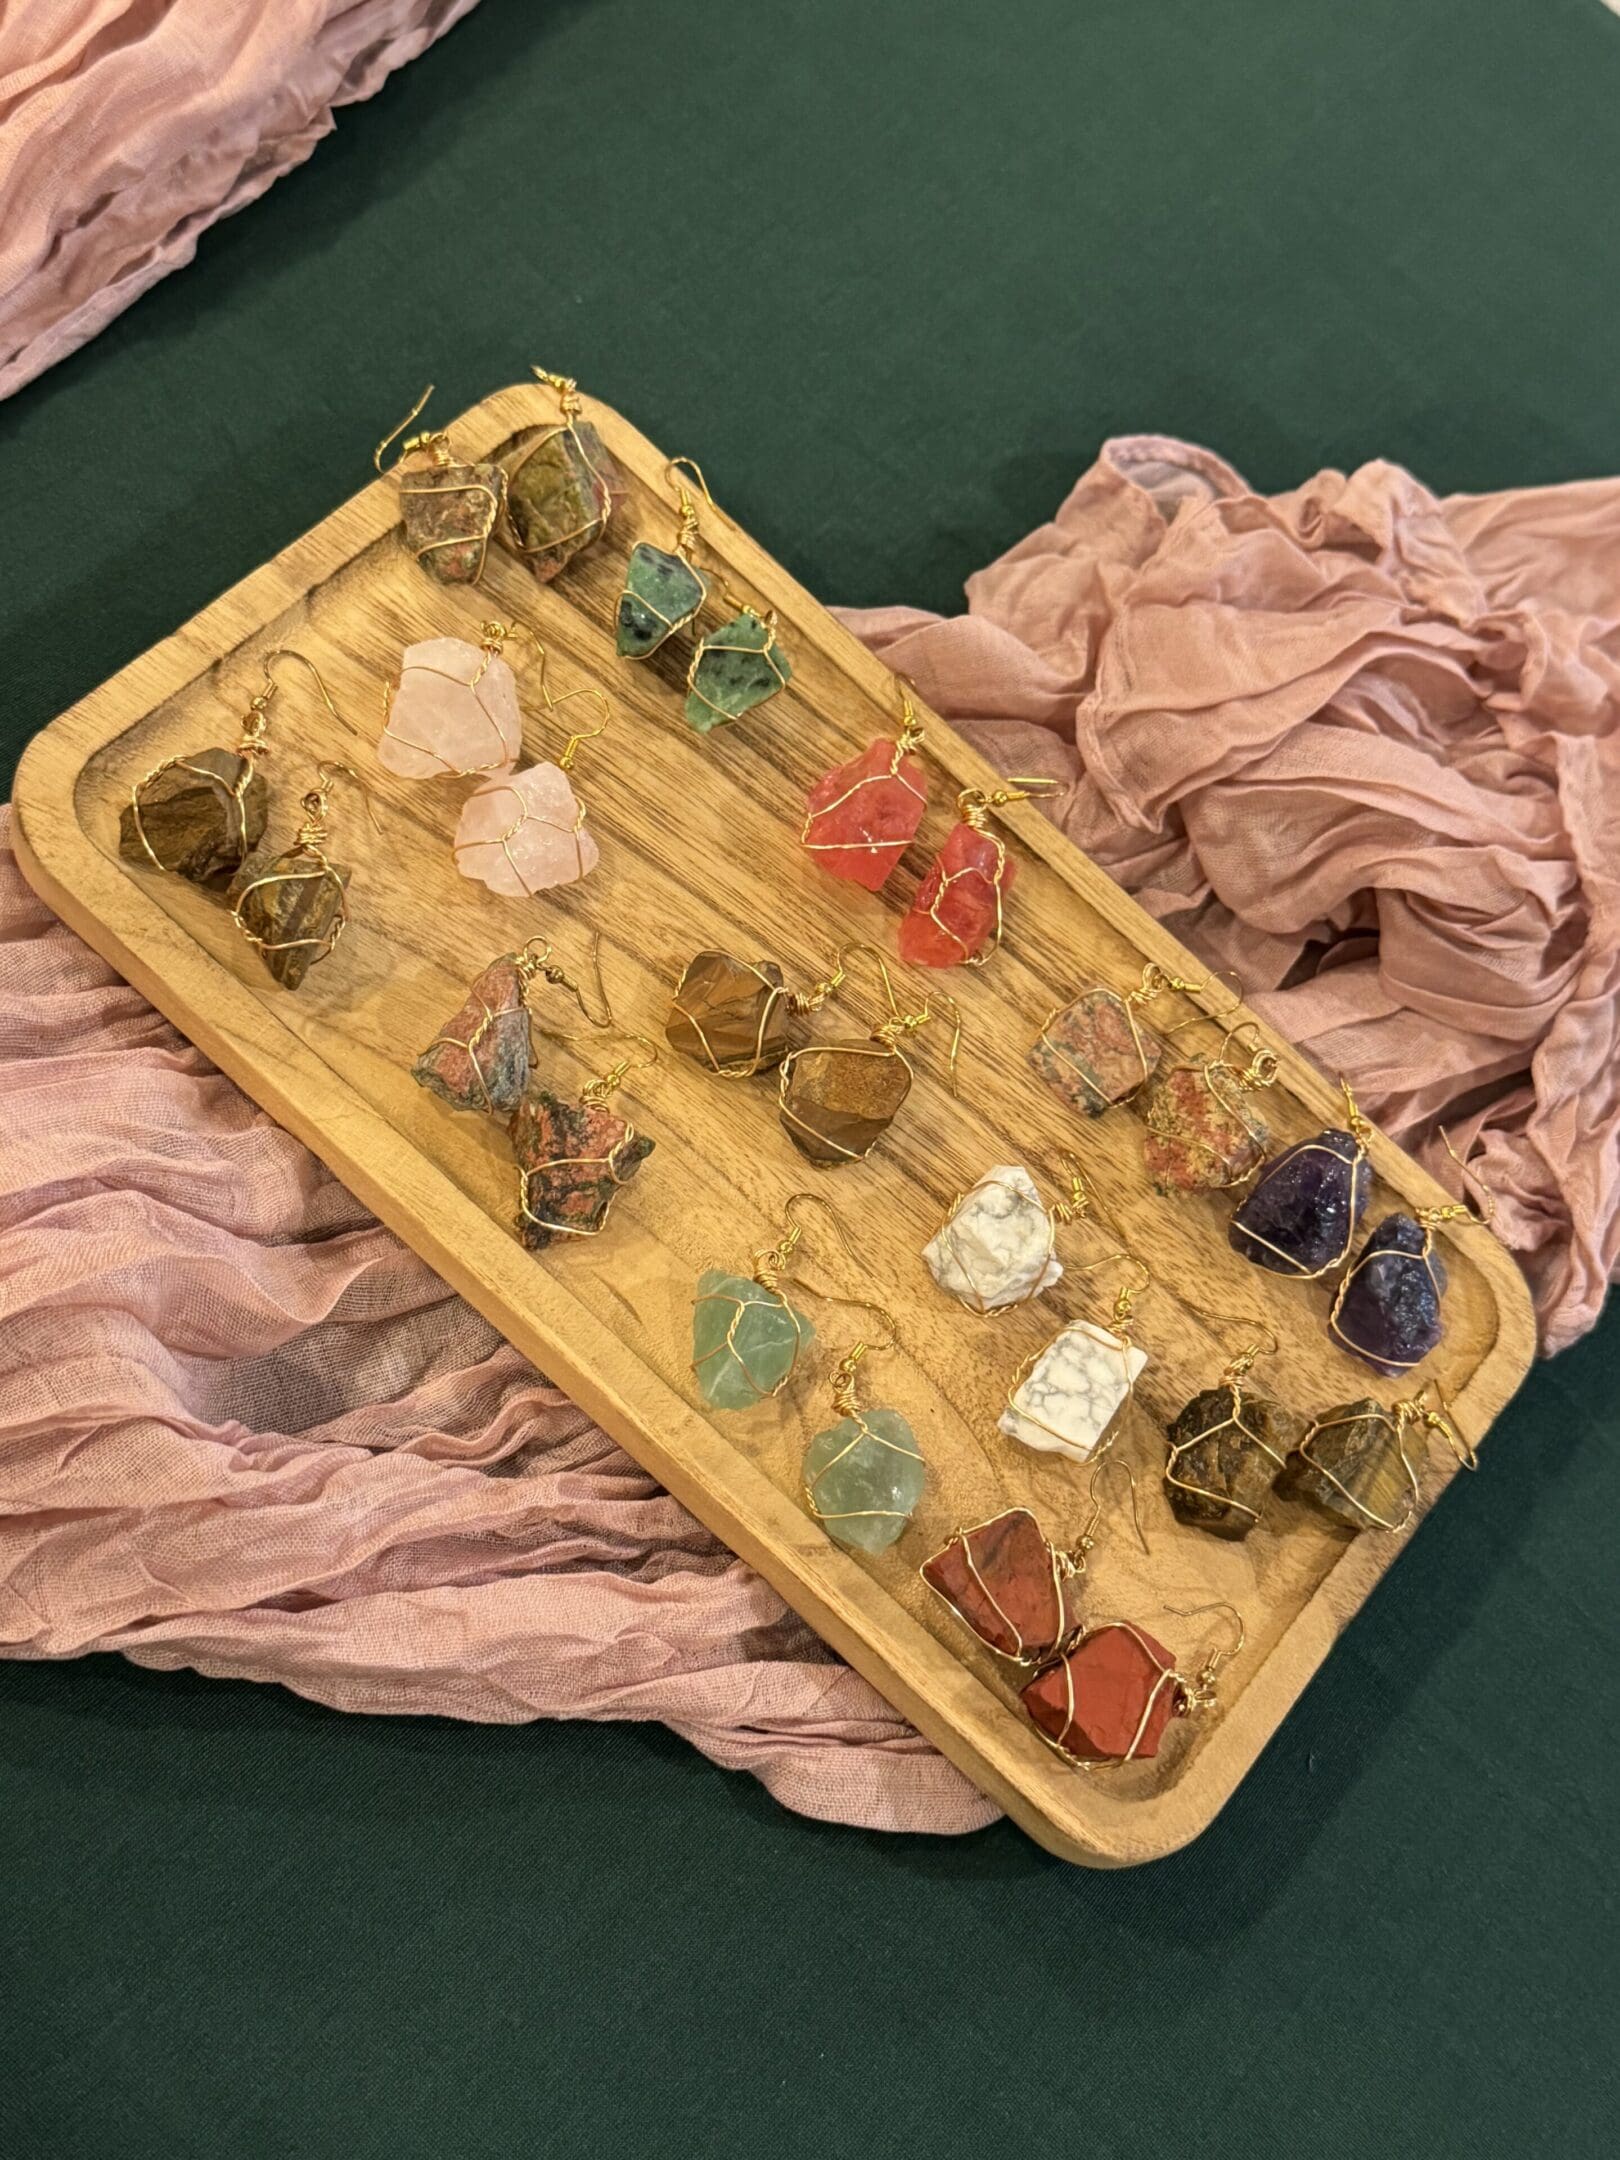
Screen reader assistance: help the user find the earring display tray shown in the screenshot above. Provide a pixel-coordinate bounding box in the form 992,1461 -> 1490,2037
11,382 -> 1535,1866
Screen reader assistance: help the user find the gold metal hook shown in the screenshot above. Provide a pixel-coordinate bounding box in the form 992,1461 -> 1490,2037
245,646 -> 346,757
1212,1018 -> 1280,1093
824,1299 -> 903,1415
1165,1600 -> 1247,1689
1080,1456 -> 1148,1558
1338,1073 -> 1376,1149
518,930 -> 612,1033
1219,1320 -> 1279,1388
892,675 -> 925,755
531,365 -> 582,420
1426,1131 -> 1497,1229
1401,1379 -> 1478,1472
954,775 -> 1063,830
580,1031 -> 659,1107
1049,1152 -> 1092,1226
373,384 -> 453,474
1070,1245 -> 1151,1332
666,454 -> 714,504
749,1190 -> 858,1290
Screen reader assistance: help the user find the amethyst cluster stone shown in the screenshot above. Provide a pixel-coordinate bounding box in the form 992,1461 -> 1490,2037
1330,1214 -> 1446,1376
1229,1128 -> 1371,1278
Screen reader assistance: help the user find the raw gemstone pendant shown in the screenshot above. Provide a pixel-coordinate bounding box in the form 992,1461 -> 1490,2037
1164,1384 -> 1304,1540
685,609 -> 792,732
921,1508 -> 1083,1663
1030,987 -> 1165,1117
923,1165 -> 1062,1313
228,845 -> 349,990
120,747 -> 267,883
666,951 -> 794,1078
413,955 -> 531,1116
379,637 -> 523,780
501,418 -> 619,582
616,543 -> 708,658
778,1040 -> 911,1165
397,460 -> 505,584
509,1088 -> 654,1250
1140,1063 -> 1269,1194
1329,1214 -> 1446,1375
1021,1623 -> 1182,1764
1281,1397 -> 1419,1533
801,1408 -> 927,1553
691,1269 -> 814,1410
800,737 -> 928,892
454,764 -> 599,896
998,1319 -> 1147,1465
898,821 -> 1012,969
1230,1128 -> 1371,1278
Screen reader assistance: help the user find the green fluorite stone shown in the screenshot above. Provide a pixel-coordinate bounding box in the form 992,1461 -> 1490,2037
616,544 -> 707,658
802,1409 -> 926,1553
685,610 -> 791,732
692,1269 -> 812,1410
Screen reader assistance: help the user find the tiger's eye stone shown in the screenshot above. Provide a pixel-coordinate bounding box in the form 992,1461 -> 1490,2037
413,957 -> 531,1116
616,543 -> 708,658
398,460 -> 505,583
227,847 -> 348,990
685,610 -> 792,732
509,1089 -> 654,1251
120,747 -> 267,883
1140,1063 -> 1269,1194
666,951 -> 793,1077
1331,1213 -> 1446,1375
502,420 -> 618,581
1281,1397 -> 1418,1533
802,1408 -> 926,1553
779,1040 -> 912,1164
691,1269 -> 813,1410
1164,1385 -> 1304,1540
1230,1128 -> 1371,1277
1030,986 -> 1164,1116
922,1508 -> 1082,1662
1021,1624 -> 1182,1764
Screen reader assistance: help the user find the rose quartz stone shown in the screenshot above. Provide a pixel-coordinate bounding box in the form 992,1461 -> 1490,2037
454,762 -> 600,896
379,637 -> 522,779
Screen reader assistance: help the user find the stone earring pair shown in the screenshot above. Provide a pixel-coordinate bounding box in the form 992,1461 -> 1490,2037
228,759 -> 375,989
616,457 -> 792,733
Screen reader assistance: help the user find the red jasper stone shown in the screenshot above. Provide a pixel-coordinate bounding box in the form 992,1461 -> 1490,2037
1021,1623 -> 1182,1764
898,820 -> 1014,968
801,738 -> 928,892
921,1509 -> 1082,1663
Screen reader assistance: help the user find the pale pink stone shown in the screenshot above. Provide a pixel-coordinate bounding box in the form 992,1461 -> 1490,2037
379,637 -> 522,779
454,763 -> 600,895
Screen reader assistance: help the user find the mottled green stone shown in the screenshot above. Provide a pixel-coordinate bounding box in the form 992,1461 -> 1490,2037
684,610 -> 792,733
692,1269 -> 813,1410
802,1408 -> 926,1553
616,544 -> 708,658
501,420 -> 616,582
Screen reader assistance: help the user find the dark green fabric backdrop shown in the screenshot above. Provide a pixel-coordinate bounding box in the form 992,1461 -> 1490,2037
3,3 -> 1618,2154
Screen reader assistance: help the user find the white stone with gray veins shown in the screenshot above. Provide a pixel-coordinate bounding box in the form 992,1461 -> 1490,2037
998,1319 -> 1148,1463
922,1164 -> 1063,1313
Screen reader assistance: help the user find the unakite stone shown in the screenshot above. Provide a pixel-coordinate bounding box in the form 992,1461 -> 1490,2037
1281,1397 -> 1418,1534
802,1408 -> 926,1553
1140,1062 -> 1269,1194
502,420 -> 617,582
685,610 -> 791,732
691,1269 -> 813,1410
398,460 -> 505,583
227,846 -> 349,989
1164,1385 -> 1304,1540
616,543 -> 707,658
1030,986 -> 1164,1116
120,746 -> 267,883
413,957 -> 531,1116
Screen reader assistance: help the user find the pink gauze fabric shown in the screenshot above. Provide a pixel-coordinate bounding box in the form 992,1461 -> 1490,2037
2,436 -> 1615,1836
0,1 -> 484,401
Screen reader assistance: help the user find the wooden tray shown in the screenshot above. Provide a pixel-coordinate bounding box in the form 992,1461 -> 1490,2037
11,382 -> 1535,1865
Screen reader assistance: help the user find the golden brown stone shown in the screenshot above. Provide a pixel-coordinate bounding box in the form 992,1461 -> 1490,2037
119,747 -> 267,883
778,1039 -> 912,1164
1164,1385 -> 1305,1540
1280,1397 -> 1419,1534
666,951 -> 793,1077
228,845 -> 349,990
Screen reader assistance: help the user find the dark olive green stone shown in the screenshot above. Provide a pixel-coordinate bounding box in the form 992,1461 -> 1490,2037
616,543 -> 708,658
501,420 -> 616,582
1165,1385 -> 1304,1540
398,460 -> 505,583
119,747 -> 267,883
227,846 -> 349,990
684,610 -> 791,733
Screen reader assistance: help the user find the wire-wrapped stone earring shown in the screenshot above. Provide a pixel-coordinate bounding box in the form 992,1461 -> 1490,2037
616,456 -> 712,659
372,383 -> 506,585
664,938 -> 866,1082
922,1155 -> 1090,1316
897,779 -> 1059,970
777,951 -> 959,1167
999,1248 -> 1151,1466
1139,1020 -> 1278,1196
509,1035 -> 658,1251
1030,959 -> 1217,1120
686,598 -> 793,734
228,759 -> 374,990
1022,1601 -> 1244,1769
1328,1141 -> 1494,1376
1229,1076 -> 1375,1281
378,617 -> 526,782
1281,1381 -> 1474,1535
1163,1324 -> 1307,1540
412,935 -> 607,1117
499,366 -> 621,584
690,1192 -> 845,1412
801,677 -> 929,894
455,647 -> 611,896
801,1320 -> 927,1555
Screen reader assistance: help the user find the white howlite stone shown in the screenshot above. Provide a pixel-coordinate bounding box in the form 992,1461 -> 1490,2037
998,1319 -> 1148,1463
923,1164 -> 1062,1313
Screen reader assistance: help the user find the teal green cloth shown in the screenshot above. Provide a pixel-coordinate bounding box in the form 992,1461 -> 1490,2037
3,1 -> 1619,2154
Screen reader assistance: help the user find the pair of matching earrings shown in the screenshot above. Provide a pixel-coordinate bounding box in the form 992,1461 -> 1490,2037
616,458 -> 793,733
121,648 -> 370,991
689,1194 -> 926,1552
375,368 -> 620,589
413,938 -> 656,1249
379,618 -> 610,897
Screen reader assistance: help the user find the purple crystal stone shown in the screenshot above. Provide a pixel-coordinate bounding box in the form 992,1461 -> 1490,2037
1229,1128 -> 1371,1278
1331,1212 -> 1447,1376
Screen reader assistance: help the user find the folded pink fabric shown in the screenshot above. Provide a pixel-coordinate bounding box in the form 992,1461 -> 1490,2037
839,438 -> 1620,1352
0,1 -> 483,400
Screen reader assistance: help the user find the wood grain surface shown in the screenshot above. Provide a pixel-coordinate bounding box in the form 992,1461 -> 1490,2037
10,381 -> 1535,1865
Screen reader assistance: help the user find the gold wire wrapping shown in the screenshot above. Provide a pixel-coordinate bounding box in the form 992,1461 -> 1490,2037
1143,1021 -> 1279,1192
1030,959 -> 1208,1111
777,1037 -> 915,1165
1032,1604 -> 1243,1770
499,368 -> 616,566
230,842 -> 347,970
1000,1258 -> 1150,1462
1234,1077 -> 1376,1279
685,608 -> 791,729
374,384 -> 506,582
667,954 -> 795,1080
802,1405 -> 924,1535
916,780 -> 1061,966
1163,1377 -> 1291,1527
799,684 -> 927,861
379,623 -> 519,779
1291,1402 -> 1421,1533
690,1278 -> 812,1402
452,773 -> 594,893
928,1164 -> 1066,1317
920,1509 -> 1086,1667
515,1123 -> 647,1243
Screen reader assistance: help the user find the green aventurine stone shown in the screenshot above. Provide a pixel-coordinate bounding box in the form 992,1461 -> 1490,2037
692,1269 -> 813,1410
616,544 -> 708,658
802,1408 -> 926,1554
685,611 -> 791,733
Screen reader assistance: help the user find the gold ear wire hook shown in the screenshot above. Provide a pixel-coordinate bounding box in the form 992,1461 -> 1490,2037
1219,1319 -> 1278,1388
373,384 -> 450,473
1428,1130 -> 1497,1229
749,1190 -> 858,1290
531,366 -> 583,420
1080,1456 -> 1148,1557
1049,1152 -> 1092,1226
1213,1018 -> 1280,1092
300,760 -> 378,844
1165,1600 -> 1247,1694
893,675 -> 926,755
1410,1378 -> 1478,1472
251,647 -> 346,753
1338,1073 -> 1376,1149
518,930 -> 611,1033
580,1031 -> 659,1108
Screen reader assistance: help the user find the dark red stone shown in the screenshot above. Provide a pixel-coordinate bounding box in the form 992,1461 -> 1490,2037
921,1509 -> 1082,1663
898,821 -> 1014,968
1021,1623 -> 1182,1763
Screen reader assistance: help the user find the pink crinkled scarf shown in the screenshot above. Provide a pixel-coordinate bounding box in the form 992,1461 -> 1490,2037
1,436 -> 1614,1833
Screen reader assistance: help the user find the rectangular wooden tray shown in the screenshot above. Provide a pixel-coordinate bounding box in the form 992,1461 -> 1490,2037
11,382 -> 1535,1865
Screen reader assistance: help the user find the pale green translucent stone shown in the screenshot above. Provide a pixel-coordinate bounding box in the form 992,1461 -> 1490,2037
684,610 -> 792,732
802,1408 -> 926,1553
691,1268 -> 812,1410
